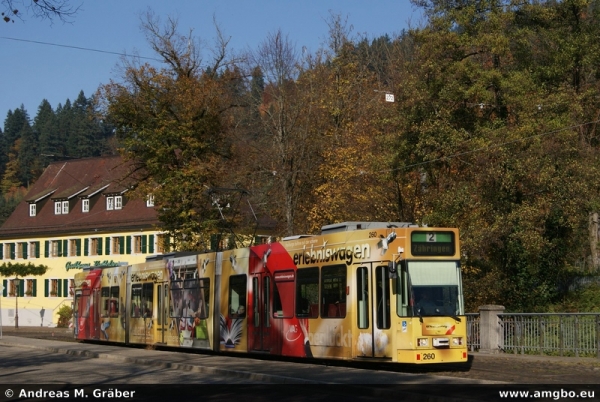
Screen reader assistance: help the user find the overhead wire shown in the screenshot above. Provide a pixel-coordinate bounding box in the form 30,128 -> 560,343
0,36 -> 163,62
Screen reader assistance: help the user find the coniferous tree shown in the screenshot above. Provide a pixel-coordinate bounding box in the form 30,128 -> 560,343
34,99 -> 58,167
2,106 -> 30,179
17,122 -> 40,187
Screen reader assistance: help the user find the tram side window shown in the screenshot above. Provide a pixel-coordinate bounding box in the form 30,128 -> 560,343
101,286 -> 119,318
81,290 -> 91,318
197,279 -> 210,319
180,278 -> 210,319
321,265 -> 347,318
131,283 -> 153,318
109,286 -> 119,317
142,283 -> 153,318
296,267 -> 319,318
131,285 -> 142,318
273,270 -> 294,319
229,275 -> 247,318
101,287 -> 110,317
169,280 -> 184,318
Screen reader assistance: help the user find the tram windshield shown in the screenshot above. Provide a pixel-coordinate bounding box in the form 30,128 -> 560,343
405,261 -> 463,317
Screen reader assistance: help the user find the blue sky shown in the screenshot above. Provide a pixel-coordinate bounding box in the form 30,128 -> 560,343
1,1 -> 423,123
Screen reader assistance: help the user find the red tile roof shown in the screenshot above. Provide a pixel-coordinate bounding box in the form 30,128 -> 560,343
0,156 -> 160,238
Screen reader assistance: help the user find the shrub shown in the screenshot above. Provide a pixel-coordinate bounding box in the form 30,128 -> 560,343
57,305 -> 73,328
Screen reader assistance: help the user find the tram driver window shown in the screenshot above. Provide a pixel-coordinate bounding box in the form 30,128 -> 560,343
229,275 -> 247,318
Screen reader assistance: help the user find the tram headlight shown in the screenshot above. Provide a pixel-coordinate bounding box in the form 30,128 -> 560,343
452,337 -> 463,346
417,338 -> 429,347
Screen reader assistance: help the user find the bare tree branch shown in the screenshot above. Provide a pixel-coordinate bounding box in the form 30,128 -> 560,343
2,0 -> 79,24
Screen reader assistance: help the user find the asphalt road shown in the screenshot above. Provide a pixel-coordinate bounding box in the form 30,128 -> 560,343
2,326 -> 600,384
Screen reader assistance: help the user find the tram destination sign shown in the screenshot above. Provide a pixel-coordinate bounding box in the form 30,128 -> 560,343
411,231 -> 455,256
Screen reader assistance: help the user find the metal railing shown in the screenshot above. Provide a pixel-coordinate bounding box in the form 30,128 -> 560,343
467,312 -> 600,358
466,313 -> 480,352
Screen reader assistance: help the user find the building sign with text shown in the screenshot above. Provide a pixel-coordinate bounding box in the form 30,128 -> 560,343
65,260 -> 128,271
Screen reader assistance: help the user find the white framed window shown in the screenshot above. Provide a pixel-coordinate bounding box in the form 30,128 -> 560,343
51,240 -> 60,257
62,200 -> 69,214
16,242 -> 26,259
69,239 -> 79,257
146,194 -> 154,207
115,195 -> 123,210
49,278 -> 59,297
82,199 -> 89,213
54,201 -> 62,214
25,279 -> 35,297
106,196 -> 114,210
112,237 -> 121,255
134,236 -> 142,253
90,237 -> 101,256
29,203 -> 36,217
9,278 -> 20,297
157,234 -> 166,253
29,242 -> 38,259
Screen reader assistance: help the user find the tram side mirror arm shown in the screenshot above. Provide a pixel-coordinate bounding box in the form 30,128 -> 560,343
387,261 -> 398,279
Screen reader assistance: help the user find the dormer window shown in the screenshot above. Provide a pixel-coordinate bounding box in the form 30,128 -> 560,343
106,196 -> 114,210
54,200 -> 69,214
115,195 -> 123,210
29,203 -> 36,217
146,194 -> 154,207
82,199 -> 89,213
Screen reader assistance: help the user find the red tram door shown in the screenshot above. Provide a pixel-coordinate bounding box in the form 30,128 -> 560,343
250,273 -> 274,352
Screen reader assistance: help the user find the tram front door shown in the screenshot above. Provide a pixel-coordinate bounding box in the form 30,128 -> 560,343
357,263 -> 393,358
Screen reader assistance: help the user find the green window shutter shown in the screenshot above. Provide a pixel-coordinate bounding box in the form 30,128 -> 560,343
10,243 -> 15,259
2,279 -> 6,297
62,240 -> 68,256
148,235 -> 154,254
32,279 -> 37,297
22,243 -> 28,259
19,280 -> 24,297
141,235 -> 147,254
126,236 -> 132,254
44,279 -> 49,297
97,238 -> 103,256
119,236 -> 125,254
35,241 -> 40,258
63,279 -> 68,297
44,241 -> 49,258
0,243 -> 3,259
57,241 -> 63,257
84,239 -> 89,256
76,239 -> 82,256
57,279 -> 62,296
105,237 -> 110,255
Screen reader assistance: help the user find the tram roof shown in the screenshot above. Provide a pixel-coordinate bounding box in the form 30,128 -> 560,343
320,221 -> 416,234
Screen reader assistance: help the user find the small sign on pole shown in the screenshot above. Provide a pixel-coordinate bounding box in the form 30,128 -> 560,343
385,93 -> 395,103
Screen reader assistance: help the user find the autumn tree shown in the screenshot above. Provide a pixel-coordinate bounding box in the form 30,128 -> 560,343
302,16 -> 404,232
99,13 -> 238,250
402,0 -> 600,310
237,29 -> 325,236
